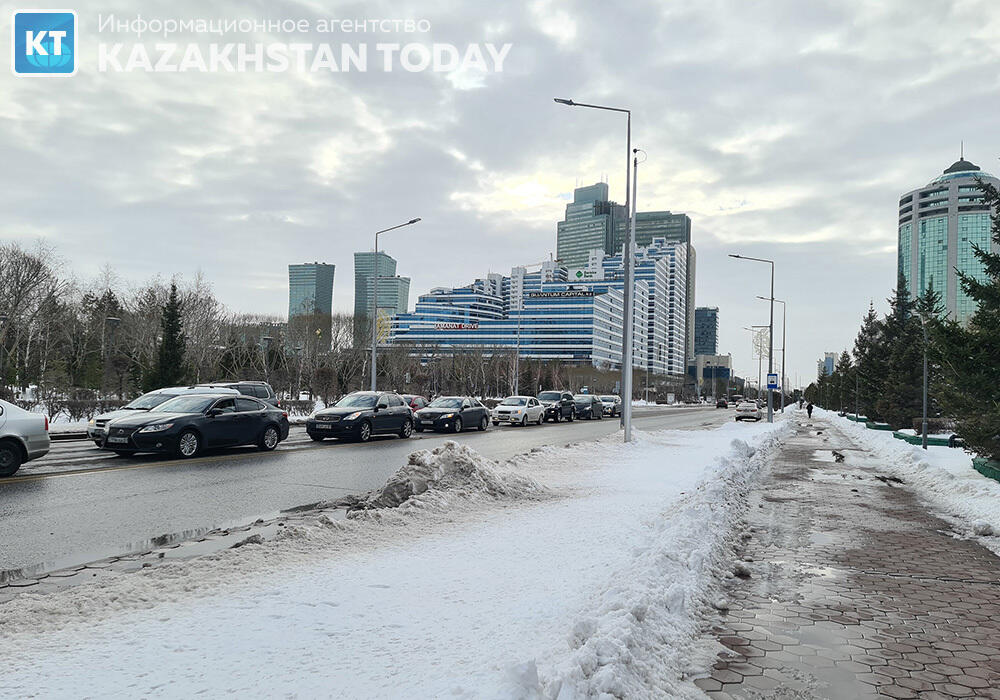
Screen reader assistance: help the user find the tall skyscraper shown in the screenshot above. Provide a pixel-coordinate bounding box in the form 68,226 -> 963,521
694,306 -> 719,355
898,155 -> 1000,323
817,352 -> 836,378
287,263 -> 335,318
556,183 -> 626,270
354,251 -> 411,320
615,210 -> 696,361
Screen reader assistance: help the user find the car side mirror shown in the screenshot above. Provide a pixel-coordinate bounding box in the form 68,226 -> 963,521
208,407 -> 226,417
376,403 -> 388,411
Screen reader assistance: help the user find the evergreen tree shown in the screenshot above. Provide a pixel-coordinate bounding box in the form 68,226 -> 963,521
878,274 -> 923,429
852,302 -> 886,420
833,350 -> 853,412
934,179 -> 1000,459
151,283 -> 187,388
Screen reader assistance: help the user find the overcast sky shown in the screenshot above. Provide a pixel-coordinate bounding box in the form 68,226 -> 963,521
3,0 -> 1000,386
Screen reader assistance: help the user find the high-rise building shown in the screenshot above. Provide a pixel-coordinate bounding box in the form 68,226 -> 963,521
694,307 -> 719,355
556,183 -> 626,270
898,155 -> 1000,323
354,251 -> 411,320
615,210 -> 696,361
817,352 -> 836,378
287,263 -> 335,318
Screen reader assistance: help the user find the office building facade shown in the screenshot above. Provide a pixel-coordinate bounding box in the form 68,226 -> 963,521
898,156 -> 1000,323
818,352 -> 836,378
694,307 -> 719,355
556,183 -> 627,270
354,251 -> 411,320
288,263 -> 335,318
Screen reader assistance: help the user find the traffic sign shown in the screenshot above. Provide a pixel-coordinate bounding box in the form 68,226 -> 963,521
767,373 -> 779,390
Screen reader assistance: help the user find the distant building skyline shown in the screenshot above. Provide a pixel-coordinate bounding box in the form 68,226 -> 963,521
287,262 -> 335,319
556,183 -> 627,270
354,251 -> 411,321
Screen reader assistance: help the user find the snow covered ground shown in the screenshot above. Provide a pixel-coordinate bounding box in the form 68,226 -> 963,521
823,409 -> 1000,546
0,419 -> 790,699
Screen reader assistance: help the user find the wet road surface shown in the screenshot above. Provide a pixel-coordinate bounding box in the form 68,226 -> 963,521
1,406 -> 723,577
699,417 -> 1000,699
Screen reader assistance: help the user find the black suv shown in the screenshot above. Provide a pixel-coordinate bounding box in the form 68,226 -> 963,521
306,391 -> 412,442
199,381 -> 279,407
537,391 -> 576,422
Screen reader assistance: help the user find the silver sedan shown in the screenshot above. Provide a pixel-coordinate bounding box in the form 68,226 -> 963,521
0,399 -> 50,477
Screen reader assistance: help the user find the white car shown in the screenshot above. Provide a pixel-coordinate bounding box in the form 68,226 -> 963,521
0,399 -> 50,477
735,401 -> 762,422
492,396 -> 545,426
600,395 -> 622,417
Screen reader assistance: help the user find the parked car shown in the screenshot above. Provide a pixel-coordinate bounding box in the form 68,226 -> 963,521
716,398 -> 728,409
306,391 -> 412,442
100,393 -> 289,458
492,396 -> 545,426
87,386 -> 240,445
537,391 -> 576,422
573,394 -> 604,420
735,401 -> 762,422
414,396 -> 489,432
401,394 -> 429,412
197,380 -> 279,406
0,399 -> 50,477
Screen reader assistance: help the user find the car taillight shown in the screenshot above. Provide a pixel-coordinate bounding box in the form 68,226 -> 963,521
282,411 -> 288,419
44,415 -> 49,432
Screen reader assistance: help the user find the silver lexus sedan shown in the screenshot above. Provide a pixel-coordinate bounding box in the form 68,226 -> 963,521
0,399 -> 50,477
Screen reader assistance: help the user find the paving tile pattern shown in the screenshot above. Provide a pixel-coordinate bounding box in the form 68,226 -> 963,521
700,418 -> 1000,699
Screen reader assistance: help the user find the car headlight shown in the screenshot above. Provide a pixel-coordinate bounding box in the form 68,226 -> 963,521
443,413 -> 456,419
139,423 -> 174,433
88,419 -> 96,426
345,411 -> 363,421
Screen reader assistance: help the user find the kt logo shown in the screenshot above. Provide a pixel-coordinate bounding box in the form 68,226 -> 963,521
12,10 -> 77,76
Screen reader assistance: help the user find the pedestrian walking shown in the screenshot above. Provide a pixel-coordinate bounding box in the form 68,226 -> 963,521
806,402 -> 813,418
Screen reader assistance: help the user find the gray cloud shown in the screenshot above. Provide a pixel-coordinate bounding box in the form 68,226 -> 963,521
2,0 -> 999,385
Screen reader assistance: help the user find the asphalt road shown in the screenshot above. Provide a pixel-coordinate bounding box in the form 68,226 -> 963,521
0,406 -> 725,575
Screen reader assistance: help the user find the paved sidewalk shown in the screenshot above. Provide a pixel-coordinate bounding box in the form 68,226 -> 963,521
697,416 -> 1000,699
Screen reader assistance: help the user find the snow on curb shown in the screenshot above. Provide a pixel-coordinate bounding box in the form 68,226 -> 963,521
0,443 -> 551,636
522,421 -> 794,698
820,409 -> 1000,547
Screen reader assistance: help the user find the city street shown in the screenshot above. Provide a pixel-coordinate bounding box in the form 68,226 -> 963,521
0,405 -> 723,577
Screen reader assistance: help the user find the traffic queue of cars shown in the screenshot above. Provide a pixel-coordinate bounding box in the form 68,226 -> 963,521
0,382 -> 625,477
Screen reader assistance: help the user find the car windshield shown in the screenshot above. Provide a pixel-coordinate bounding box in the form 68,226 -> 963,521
538,392 -> 561,401
335,393 -> 378,408
156,396 -> 215,413
500,397 -> 527,406
124,393 -> 174,410
429,397 -> 463,408
573,395 -> 591,401
600,396 -> 617,402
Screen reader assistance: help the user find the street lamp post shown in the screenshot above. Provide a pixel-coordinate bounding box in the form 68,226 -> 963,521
757,296 -> 786,412
918,313 -> 929,450
370,218 -> 421,392
555,97 -> 635,441
0,313 -> 8,397
261,335 -> 273,383
732,255 -> 775,423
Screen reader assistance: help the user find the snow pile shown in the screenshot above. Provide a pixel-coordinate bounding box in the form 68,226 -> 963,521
532,429 -> 790,699
347,440 -> 547,512
822,409 -> 1000,544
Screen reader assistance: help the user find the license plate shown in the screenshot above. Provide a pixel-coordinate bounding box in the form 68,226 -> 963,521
497,416 -> 509,421
422,420 -> 434,425
315,424 -> 332,430
108,436 -> 128,444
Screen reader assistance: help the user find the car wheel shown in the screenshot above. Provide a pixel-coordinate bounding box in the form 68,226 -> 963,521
520,414 -> 528,427
309,433 -> 325,442
259,424 -> 280,451
0,440 -> 22,477
478,416 -> 488,431
357,421 -> 372,442
536,413 -> 543,425
176,430 -> 200,458
452,417 -> 463,433
400,419 -> 413,439
553,412 -> 560,423
567,410 -> 575,422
